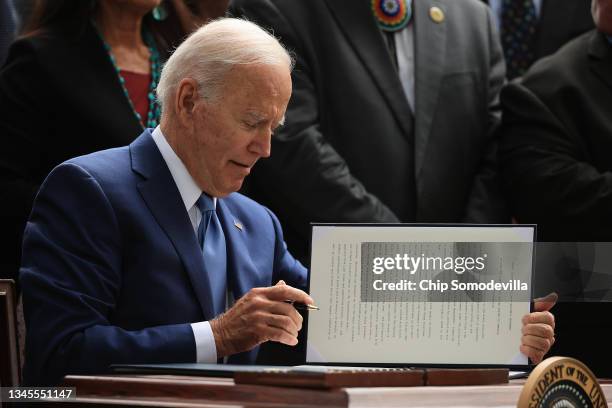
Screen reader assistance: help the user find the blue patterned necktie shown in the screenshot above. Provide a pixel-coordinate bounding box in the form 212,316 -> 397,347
196,194 -> 227,318
501,0 -> 537,79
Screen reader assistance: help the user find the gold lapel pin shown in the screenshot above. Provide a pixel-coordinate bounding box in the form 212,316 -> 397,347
429,6 -> 444,23
234,220 -> 243,231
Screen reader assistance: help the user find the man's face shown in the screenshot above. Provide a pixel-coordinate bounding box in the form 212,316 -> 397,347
592,0 -> 612,34
185,64 -> 292,197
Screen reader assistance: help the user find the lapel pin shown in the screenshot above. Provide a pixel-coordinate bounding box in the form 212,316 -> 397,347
429,6 -> 444,23
234,220 -> 243,231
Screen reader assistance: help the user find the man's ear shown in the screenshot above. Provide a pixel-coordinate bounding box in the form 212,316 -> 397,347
175,78 -> 201,124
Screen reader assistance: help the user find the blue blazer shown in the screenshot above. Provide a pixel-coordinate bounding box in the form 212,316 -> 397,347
20,130 -> 308,385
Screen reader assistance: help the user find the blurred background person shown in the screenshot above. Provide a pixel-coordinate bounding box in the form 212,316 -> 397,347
230,0 -> 508,266
485,0 -> 594,79
499,0 -> 612,377
0,0 -> 228,287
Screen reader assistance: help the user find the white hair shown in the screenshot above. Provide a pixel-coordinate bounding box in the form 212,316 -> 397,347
157,18 -> 293,110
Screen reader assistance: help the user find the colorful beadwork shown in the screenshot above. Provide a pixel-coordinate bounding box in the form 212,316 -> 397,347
96,26 -> 161,129
371,0 -> 412,32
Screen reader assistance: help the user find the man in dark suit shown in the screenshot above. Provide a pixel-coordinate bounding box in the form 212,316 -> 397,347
20,18 -> 313,386
499,0 -> 612,376
230,0 -> 508,265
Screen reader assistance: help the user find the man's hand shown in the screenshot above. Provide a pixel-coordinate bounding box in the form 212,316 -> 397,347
521,293 -> 557,364
209,280 -> 314,358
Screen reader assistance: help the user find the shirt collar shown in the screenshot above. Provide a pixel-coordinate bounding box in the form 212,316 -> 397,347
151,126 -> 216,212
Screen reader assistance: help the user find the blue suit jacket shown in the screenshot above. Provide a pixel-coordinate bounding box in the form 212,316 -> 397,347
20,130 -> 308,385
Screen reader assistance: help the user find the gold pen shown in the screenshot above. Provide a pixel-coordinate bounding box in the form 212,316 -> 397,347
284,299 -> 320,311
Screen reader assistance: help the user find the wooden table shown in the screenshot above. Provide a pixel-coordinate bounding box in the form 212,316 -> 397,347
35,374 -> 612,407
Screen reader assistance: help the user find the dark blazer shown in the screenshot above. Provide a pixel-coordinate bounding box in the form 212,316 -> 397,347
483,0 -> 594,63
20,131 -> 307,385
0,21 -> 150,284
500,31 -> 612,242
530,0 -> 594,60
230,0 -> 508,263
499,31 -> 612,377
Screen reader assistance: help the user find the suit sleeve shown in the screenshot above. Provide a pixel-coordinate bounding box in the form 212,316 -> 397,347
20,163 -> 195,386
230,0 -> 399,242
499,82 -> 612,231
462,5 -> 509,223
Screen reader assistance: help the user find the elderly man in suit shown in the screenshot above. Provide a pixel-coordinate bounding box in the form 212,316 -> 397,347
499,0 -> 612,377
21,17 -> 555,386
20,18 -> 312,386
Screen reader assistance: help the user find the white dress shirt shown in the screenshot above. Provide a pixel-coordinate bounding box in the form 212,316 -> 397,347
151,126 -> 218,364
395,25 -> 415,113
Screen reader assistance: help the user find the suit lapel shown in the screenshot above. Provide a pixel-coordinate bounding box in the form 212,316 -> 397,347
413,0 -> 447,177
588,31 -> 612,92
217,199 -> 268,299
324,0 -> 414,137
130,132 -> 215,320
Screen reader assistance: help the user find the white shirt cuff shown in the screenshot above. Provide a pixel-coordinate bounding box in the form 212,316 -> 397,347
191,321 -> 218,363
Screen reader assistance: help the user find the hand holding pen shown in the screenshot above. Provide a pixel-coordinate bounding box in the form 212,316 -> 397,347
210,279 -> 317,358
284,299 -> 320,311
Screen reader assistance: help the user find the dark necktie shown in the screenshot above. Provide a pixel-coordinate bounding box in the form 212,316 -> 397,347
501,0 -> 537,79
196,194 -> 227,318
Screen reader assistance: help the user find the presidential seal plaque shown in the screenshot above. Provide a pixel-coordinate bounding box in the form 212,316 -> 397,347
518,356 -> 608,408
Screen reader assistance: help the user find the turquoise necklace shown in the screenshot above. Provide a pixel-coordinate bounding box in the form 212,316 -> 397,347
96,25 -> 161,129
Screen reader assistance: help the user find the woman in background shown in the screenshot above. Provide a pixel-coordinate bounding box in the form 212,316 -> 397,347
0,0 -> 228,285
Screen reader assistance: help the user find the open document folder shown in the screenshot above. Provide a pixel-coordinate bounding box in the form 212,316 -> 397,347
305,224 -> 536,370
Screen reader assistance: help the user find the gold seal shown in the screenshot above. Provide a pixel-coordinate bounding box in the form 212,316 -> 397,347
429,6 -> 444,23
518,357 -> 607,408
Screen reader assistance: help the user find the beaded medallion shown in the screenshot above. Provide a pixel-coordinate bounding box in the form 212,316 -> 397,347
371,0 -> 412,32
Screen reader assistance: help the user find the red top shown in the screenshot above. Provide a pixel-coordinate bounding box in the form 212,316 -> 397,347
121,70 -> 150,125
